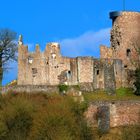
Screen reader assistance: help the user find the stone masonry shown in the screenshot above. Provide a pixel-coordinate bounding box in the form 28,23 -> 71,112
85,101 -> 140,128
18,11 -> 140,90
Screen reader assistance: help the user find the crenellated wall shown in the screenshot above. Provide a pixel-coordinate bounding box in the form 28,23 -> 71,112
18,42 -> 125,90
18,11 -> 140,90
100,45 -> 113,59
18,43 -> 72,85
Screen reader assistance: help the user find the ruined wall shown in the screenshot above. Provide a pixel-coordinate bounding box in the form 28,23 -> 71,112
2,85 -> 59,94
77,57 -> 93,83
85,101 -> 140,128
113,59 -> 124,88
18,43 -> 124,90
100,11 -> 140,88
93,59 -> 104,89
103,59 -> 116,93
18,45 -> 28,85
70,58 -> 78,85
18,11 -> 140,88
18,45 -> 50,85
93,59 -> 121,90
18,43 -> 71,85
100,45 -> 113,59
110,11 -> 140,69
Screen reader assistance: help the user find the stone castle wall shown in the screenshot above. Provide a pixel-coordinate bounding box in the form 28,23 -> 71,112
100,45 -> 113,59
100,11 -> 140,88
77,57 -> 93,83
101,11 -> 140,69
18,42 -> 124,90
85,101 -> 140,128
1,85 -> 59,94
18,11 -> 140,90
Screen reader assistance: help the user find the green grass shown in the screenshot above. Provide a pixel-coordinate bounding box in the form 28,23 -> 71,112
83,88 -> 140,102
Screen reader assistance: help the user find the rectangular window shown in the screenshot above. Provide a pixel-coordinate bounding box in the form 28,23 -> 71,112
126,49 -> 131,57
97,70 -> 99,75
32,68 -> 37,75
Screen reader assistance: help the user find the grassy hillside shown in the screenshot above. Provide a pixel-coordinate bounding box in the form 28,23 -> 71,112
83,88 -> 140,102
0,92 -> 93,140
0,91 -> 139,140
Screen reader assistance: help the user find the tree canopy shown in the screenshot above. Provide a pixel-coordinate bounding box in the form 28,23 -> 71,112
0,29 -> 17,86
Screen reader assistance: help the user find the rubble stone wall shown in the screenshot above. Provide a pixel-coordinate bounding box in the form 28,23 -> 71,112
85,101 -> 140,128
110,11 -> 140,69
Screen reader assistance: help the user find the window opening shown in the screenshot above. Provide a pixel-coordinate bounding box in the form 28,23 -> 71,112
97,70 -> 99,75
126,49 -> 131,57
32,68 -> 37,76
124,65 -> 127,68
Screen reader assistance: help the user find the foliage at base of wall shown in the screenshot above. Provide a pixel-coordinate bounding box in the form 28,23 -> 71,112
58,84 -> 69,93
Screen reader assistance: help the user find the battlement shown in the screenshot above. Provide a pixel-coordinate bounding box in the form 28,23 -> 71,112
18,11 -> 140,91
18,42 -> 60,53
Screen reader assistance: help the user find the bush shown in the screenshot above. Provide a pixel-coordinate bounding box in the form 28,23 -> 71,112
29,95 -> 93,140
58,84 -> 69,93
0,93 -> 93,140
0,96 -> 34,140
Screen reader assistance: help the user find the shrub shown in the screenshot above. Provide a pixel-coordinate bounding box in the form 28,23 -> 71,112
0,96 -> 34,140
58,84 -> 69,93
0,121 -> 8,140
29,95 -> 93,140
0,93 -> 93,140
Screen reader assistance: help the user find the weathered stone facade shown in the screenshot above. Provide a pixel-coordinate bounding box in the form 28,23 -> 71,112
85,101 -> 140,128
18,11 -> 140,90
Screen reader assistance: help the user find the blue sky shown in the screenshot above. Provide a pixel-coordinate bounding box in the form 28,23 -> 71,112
0,0 -> 140,85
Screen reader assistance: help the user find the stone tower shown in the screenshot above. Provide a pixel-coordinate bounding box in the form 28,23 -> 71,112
110,11 -> 140,69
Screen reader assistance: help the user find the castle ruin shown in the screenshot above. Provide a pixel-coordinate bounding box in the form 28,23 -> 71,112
18,11 -> 140,91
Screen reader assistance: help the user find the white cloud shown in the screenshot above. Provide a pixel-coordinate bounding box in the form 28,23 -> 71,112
60,28 -> 111,57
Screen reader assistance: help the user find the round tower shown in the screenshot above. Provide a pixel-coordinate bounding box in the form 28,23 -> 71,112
110,11 -> 140,69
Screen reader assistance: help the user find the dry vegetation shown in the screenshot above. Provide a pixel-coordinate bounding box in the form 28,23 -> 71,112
0,89 -> 139,140
0,92 -> 93,140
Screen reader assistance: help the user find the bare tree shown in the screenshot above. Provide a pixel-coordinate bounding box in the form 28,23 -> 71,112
0,29 -> 17,86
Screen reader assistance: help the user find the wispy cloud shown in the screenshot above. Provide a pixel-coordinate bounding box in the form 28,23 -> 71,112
60,28 -> 111,57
